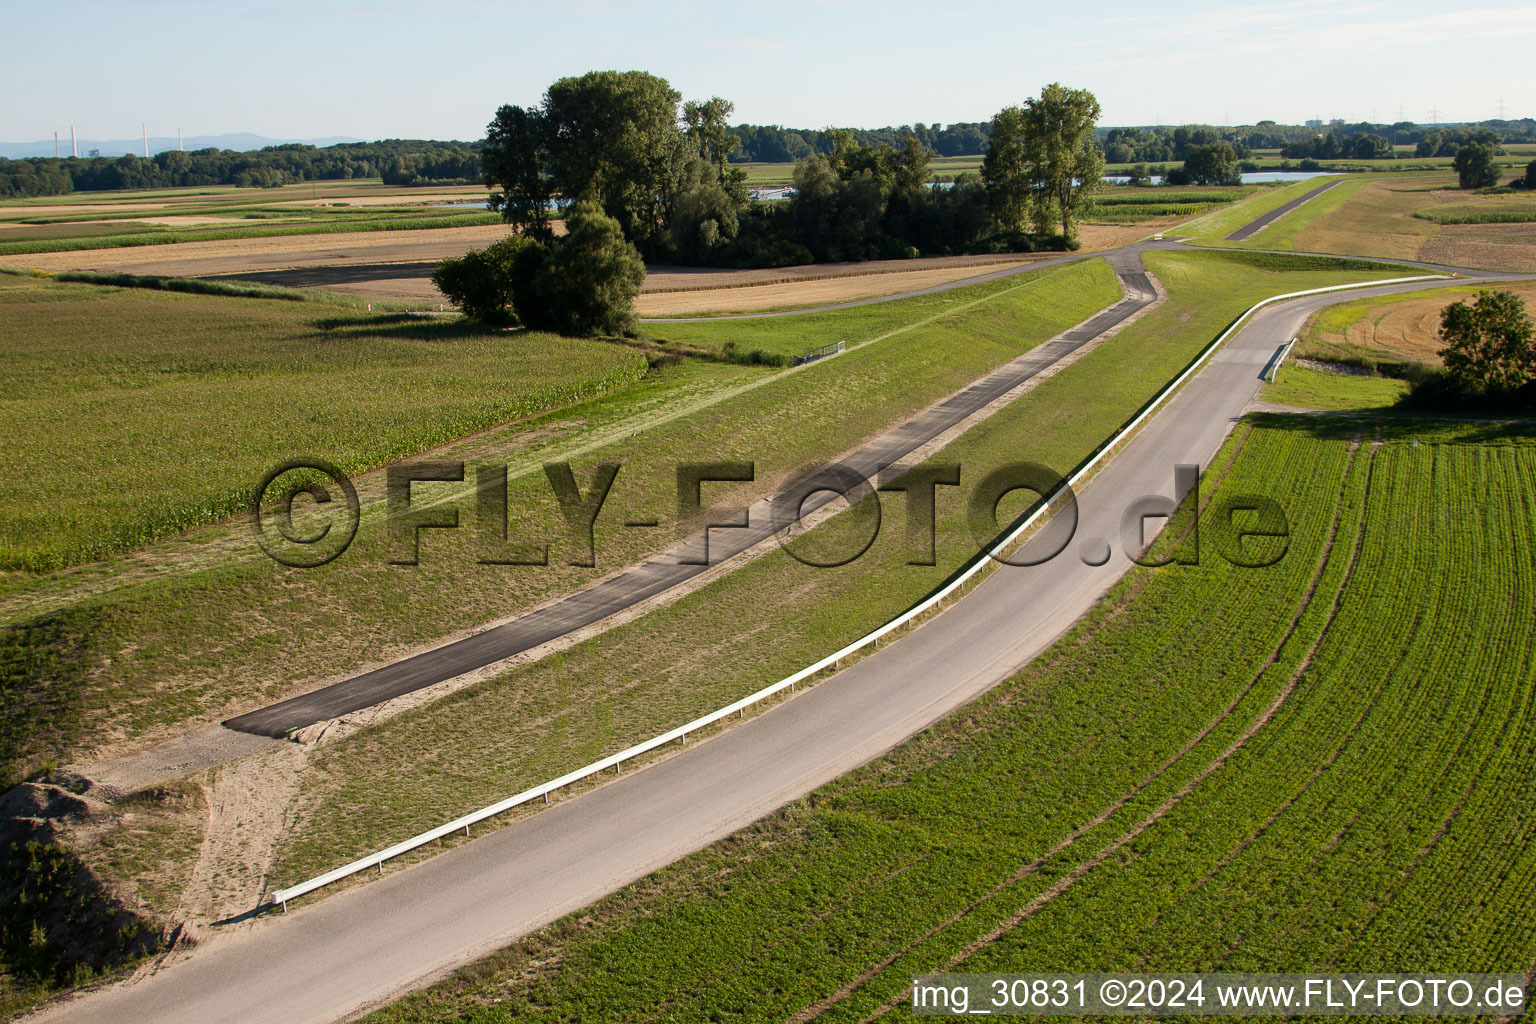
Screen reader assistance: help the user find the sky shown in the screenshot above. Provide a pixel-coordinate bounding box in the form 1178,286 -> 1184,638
4,0 -> 1532,143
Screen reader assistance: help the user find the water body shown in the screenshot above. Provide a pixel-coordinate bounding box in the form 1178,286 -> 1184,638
1105,170 -> 1337,185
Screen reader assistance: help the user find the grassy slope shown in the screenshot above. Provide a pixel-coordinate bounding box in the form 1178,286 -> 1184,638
1216,176 -> 1374,250
267,250 -> 1405,894
1164,177 -> 1344,241
0,260 -> 1122,783
0,277 -> 648,571
359,416 -> 1536,1024
1262,363 -> 1409,410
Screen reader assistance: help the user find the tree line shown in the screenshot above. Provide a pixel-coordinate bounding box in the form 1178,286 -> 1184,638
5,116 -> 1532,200
0,140 -> 481,198
726,122 -> 991,162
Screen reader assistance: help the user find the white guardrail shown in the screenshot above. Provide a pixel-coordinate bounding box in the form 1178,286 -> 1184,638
1268,337 -> 1299,383
269,272 -> 1446,911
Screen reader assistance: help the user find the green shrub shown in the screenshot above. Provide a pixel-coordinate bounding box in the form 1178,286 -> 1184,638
517,203 -> 645,338
431,235 -> 535,324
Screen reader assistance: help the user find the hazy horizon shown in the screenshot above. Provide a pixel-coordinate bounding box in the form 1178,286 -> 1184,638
2,0 -> 1530,146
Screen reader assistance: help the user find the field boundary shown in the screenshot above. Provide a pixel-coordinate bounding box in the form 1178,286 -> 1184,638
267,272 -> 1446,911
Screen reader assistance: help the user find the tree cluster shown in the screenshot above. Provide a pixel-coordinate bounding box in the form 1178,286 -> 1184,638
1452,143 -> 1501,189
1281,132 -> 1396,160
481,73 -> 1099,269
483,70 -> 748,263
981,84 -> 1104,242
1166,141 -> 1242,185
1101,125 -> 1251,164
1415,127 -> 1503,157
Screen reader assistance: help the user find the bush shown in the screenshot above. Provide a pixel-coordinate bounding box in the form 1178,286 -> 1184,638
517,203 -> 646,338
1399,370 -> 1536,415
431,235 -> 536,324
433,205 -> 643,337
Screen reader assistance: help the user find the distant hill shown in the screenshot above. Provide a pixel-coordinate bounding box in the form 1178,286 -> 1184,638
0,132 -> 363,159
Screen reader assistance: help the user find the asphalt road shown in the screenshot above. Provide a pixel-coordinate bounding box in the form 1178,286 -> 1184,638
223,251 -> 1158,737
39,270 -> 1516,1024
1224,179 -> 1340,241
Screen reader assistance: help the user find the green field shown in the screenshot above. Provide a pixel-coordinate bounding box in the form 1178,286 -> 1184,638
0,276 -> 648,572
1085,187 -> 1253,223
1412,194 -> 1536,225
263,249 -> 1407,894
360,415 -> 1536,1023
1262,362 -> 1410,410
0,178 -> 497,256
0,259 -> 1125,785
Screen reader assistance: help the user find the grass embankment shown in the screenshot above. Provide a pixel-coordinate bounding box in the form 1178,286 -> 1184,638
267,249 -> 1405,894
360,415 -> 1536,1024
0,260 -> 1122,784
1209,177 -> 1373,250
1164,176 -> 1345,241
1263,364 -> 1410,410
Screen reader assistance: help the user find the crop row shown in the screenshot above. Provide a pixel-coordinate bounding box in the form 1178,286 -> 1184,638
359,424 -> 1536,1023
360,425 -> 1377,1023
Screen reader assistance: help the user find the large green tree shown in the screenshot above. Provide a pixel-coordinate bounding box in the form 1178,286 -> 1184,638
1452,142 -> 1500,189
482,104 -> 556,242
523,203 -> 646,337
1182,141 -> 1242,185
541,71 -> 689,260
481,72 -> 751,263
980,106 -> 1033,233
1438,289 -> 1536,391
1025,84 -> 1104,239
982,85 -> 1103,240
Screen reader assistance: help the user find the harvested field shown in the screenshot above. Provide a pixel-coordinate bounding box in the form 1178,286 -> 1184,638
124,215 -> 298,227
1418,221 -> 1536,273
1292,173 -> 1536,272
0,202 -> 173,219
7,204 -> 1162,310
636,264 -> 1038,315
13,223 -> 516,277
265,191 -> 487,208
635,225 -> 1156,314
643,252 -> 1040,293
1303,280 -> 1536,367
